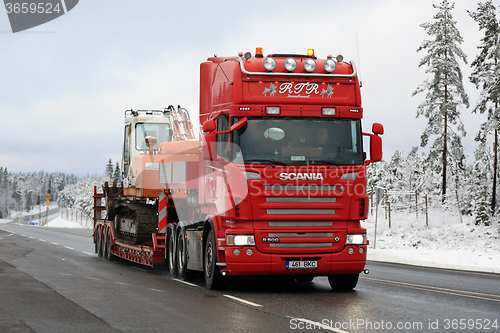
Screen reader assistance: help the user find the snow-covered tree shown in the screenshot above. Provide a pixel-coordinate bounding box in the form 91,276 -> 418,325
413,0 -> 469,202
113,162 -> 121,183
73,175 -> 102,219
469,141 -> 493,225
105,159 -> 114,181
468,0 -> 500,214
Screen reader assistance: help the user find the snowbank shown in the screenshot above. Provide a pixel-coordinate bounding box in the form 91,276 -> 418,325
44,217 -> 90,229
365,208 -> 500,274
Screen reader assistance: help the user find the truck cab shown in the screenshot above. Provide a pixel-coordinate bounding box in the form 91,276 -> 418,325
122,109 -> 173,188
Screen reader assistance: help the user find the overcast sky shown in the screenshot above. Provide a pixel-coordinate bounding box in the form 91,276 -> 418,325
0,0 -> 498,176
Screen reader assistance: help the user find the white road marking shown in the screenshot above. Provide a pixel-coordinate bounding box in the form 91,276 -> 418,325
114,282 -> 131,286
51,242 -> 59,245
148,288 -> 166,293
223,295 -> 263,307
84,277 -> 101,281
82,251 -> 93,255
39,239 -> 46,242
172,278 -> 197,287
64,246 -> 74,250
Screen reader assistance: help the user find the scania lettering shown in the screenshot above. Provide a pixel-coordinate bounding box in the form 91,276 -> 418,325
93,47 -> 384,290
279,173 -> 325,181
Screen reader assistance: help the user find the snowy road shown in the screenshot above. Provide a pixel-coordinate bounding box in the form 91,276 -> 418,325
1,224 -> 499,333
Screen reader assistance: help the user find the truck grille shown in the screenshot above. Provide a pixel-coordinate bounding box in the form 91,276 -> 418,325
268,221 -> 333,227
252,182 -> 347,253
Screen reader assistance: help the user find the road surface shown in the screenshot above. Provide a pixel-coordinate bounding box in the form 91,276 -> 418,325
0,223 -> 499,332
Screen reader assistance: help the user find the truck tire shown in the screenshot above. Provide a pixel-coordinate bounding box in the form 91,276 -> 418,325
106,228 -> 115,261
97,227 -> 104,258
94,230 -> 98,254
102,227 -> 109,260
204,229 -> 222,290
328,274 -> 359,290
167,229 -> 177,276
176,229 -> 189,280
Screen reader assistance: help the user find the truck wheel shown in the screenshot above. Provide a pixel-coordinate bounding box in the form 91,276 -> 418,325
97,227 -> 104,258
102,227 -> 109,260
167,229 -> 177,276
328,274 -> 359,290
177,229 -> 189,280
204,229 -> 222,290
94,230 -> 98,254
106,228 -> 114,261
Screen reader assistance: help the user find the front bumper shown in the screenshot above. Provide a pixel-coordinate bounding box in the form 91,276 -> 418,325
222,245 -> 366,276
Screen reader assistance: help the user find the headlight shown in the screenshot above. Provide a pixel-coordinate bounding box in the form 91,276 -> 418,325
284,57 -> 297,72
227,235 -> 255,246
263,57 -> 277,71
323,58 -> 337,73
303,58 -> 317,72
345,234 -> 366,245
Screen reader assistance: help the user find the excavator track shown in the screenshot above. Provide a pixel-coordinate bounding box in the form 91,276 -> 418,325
114,202 -> 157,245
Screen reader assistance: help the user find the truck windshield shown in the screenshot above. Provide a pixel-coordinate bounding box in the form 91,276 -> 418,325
136,123 -> 171,150
232,117 -> 363,165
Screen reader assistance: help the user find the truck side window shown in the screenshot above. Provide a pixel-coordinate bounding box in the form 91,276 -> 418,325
216,114 -> 229,159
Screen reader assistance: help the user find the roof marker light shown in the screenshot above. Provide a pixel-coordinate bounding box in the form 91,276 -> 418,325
307,49 -> 314,57
283,57 -> 297,72
255,47 -> 264,58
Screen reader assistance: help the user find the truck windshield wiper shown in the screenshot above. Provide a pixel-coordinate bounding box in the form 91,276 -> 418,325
245,159 -> 288,166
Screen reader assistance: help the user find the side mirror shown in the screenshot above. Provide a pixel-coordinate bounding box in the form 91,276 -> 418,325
372,123 -> 384,135
202,132 -> 216,160
364,123 -> 384,164
369,135 -> 382,163
203,119 -> 216,132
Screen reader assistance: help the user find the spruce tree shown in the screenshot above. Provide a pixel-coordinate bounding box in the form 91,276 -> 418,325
413,0 -> 469,202
468,0 -> 500,214
105,159 -> 114,181
113,162 -> 121,183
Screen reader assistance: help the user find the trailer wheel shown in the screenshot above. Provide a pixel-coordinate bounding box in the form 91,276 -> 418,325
328,274 -> 359,290
204,229 -> 222,290
102,227 -> 109,260
94,230 -> 98,254
176,229 -> 189,280
97,227 -> 104,258
167,229 -> 177,277
106,228 -> 114,261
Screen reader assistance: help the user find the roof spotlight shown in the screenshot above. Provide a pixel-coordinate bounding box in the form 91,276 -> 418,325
303,58 -> 317,72
323,58 -> 337,73
283,57 -> 297,72
263,57 -> 277,71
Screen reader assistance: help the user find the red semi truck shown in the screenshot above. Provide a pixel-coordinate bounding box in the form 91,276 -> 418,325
93,48 -> 384,290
